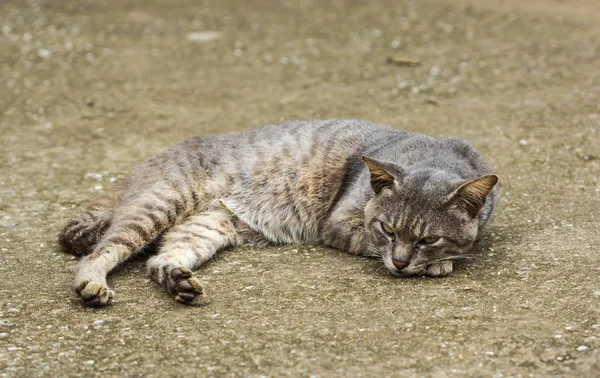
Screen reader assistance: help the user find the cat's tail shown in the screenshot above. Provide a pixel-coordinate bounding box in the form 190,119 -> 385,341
58,191 -> 119,255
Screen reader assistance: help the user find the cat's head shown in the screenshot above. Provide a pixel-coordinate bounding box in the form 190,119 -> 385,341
361,156 -> 498,277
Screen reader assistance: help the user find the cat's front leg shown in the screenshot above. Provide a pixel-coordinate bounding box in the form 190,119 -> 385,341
425,261 -> 453,277
320,208 -> 370,257
147,208 -> 243,305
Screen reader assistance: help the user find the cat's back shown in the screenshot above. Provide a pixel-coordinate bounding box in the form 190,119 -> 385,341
184,119 -> 405,173
240,118 -> 405,153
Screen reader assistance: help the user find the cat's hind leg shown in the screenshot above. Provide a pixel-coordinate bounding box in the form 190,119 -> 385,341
147,208 -> 244,305
74,181 -> 197,306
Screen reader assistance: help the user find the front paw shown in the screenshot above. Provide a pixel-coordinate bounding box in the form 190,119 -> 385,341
75,280 -> 114,306
149,262 -> 208,305
167,268 -> 207,305
426,261 -> 453,277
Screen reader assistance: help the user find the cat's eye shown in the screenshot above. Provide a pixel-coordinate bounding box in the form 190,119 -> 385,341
419,236 -> 440,244
380,222 -> 395,237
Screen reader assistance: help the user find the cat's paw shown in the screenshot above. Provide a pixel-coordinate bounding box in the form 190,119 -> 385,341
426,261 -> 453,277
167,268 -> 207,305
75,280 -> 114,306
148,261 -> 208,305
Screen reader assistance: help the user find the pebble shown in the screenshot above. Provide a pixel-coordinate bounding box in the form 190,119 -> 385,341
85,172 -> 103,181
593,291 -> 600,298
37,48 -> 52,58
576,345 -> 588,351
186,31 -> 221,42
0,333 -> 8,340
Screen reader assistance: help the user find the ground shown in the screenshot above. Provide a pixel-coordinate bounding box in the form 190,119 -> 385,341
0,0 -> 599,376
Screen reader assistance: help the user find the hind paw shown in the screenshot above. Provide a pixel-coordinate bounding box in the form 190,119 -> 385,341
75,280 -> 114,306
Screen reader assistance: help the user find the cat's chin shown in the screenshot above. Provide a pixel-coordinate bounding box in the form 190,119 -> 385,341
383,258 -> 447,277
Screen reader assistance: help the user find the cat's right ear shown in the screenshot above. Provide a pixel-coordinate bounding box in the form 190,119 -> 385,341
362,156 -> 403,194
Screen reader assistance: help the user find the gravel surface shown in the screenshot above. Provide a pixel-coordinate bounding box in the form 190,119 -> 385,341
0,0 -> 598,376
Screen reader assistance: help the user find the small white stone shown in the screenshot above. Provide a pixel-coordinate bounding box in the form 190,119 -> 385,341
576,345 -> 588,351
37,48 -> 52,58
186,31 -> 221,42
84,360 -> 95,365
553,334 -> 563,339
85,172 -> 103,181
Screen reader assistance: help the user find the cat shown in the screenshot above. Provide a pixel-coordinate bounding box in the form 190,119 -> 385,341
59,119 -> 498,307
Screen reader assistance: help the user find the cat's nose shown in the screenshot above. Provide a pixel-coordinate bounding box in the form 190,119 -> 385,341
392,258 -> 409,270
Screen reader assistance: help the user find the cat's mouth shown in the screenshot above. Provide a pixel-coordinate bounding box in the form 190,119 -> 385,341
383,256 -> 429,277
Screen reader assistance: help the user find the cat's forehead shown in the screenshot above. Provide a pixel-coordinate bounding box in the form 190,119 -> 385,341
380,187 -> 466,227
402,170 -> 458,194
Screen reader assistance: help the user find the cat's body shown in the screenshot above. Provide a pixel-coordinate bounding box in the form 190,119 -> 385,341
59,119 -> 498,306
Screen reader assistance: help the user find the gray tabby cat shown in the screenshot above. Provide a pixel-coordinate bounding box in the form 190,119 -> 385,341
59,119 -> 498,307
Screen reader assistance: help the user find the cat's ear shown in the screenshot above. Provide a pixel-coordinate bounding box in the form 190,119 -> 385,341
361,156 -> 403,194
447,175 -> 498,217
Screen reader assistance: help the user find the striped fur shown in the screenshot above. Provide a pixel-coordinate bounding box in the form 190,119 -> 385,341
59,119 -> 498,306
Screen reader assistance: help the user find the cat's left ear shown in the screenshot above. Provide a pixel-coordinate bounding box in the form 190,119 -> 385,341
447,175 -> 498,217
362,156 -> 404,194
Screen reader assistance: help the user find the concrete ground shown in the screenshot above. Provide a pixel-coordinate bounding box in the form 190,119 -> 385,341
0,0 -> 598,376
